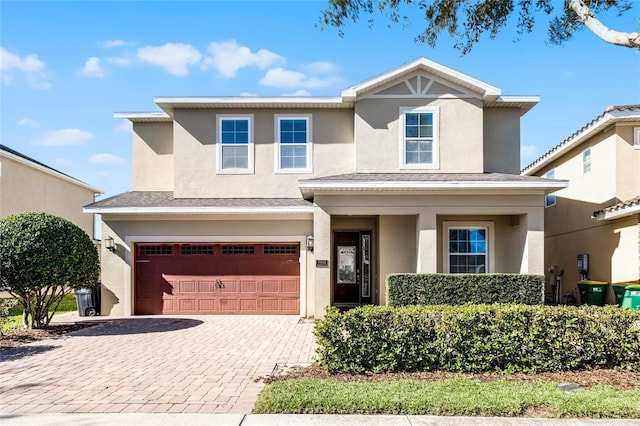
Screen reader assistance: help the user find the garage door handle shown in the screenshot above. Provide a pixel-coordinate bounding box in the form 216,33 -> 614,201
215,279 -> 225,289
136,260 -> 150,263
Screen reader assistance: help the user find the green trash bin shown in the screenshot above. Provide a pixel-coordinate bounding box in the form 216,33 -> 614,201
621,285 -> 640,310
612,283 -> 630,307
577,280 -> 607,306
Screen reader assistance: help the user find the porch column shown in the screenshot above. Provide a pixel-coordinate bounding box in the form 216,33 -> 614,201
417,211 -> 438,273
521,210 -> 545,274
313,205 -> 331,319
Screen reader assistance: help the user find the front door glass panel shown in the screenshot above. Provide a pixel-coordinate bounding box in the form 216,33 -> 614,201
337,246 -> 356,283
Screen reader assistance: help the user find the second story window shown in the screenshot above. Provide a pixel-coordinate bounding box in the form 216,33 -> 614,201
217,115 -> 253,174
545,169 -> 556,208
400,106 -> 439,169
276,115 -> 312,173
582,148 -> 591,175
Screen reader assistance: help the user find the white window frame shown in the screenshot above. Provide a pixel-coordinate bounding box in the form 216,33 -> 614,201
582,147 -> 591,175
216,114 -> 254,174
399,106 -> 439,170
443,221 -> 495,274
274,114 -> 312,174
544,169 -> 556,208
634,127 -> 640,149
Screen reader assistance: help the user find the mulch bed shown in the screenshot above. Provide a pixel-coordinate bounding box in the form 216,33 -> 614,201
262,363 -> 639,390
0,323 -> 95,350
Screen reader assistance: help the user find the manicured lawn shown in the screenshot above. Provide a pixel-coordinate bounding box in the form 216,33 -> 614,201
1,293 -> 77,333
254,377 -> 640,418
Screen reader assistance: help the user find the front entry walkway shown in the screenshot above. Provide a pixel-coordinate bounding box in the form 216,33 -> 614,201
0,314 -> 316,414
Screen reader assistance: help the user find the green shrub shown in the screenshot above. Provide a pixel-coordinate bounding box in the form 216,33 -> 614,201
386,273 -> 544,306
314,305 -> 640,373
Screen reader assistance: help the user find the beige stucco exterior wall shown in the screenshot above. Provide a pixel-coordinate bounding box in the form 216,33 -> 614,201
615,125 -> 640,201
0,156 -> 96,237
100,215 -> 313,317
131,122 -> 174,191
354,98 -> 484,173
172,108 -> 354,198
379,215 -> 417,306
483,108 -> 521,174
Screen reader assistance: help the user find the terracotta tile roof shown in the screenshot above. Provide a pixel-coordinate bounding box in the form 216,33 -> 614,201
86,191 -> 312,209
522,104 -> 640,175
593,196 -> 640,219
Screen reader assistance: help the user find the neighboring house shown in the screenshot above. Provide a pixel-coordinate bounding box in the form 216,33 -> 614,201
85,57 -> 565,318
522,105 -> 640,304
0,144 -> 100,238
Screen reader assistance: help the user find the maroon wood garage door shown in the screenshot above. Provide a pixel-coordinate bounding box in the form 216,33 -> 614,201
134,243 -> 300,315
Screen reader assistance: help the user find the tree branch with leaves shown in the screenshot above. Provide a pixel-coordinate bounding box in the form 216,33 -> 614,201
320,0 -> 639,54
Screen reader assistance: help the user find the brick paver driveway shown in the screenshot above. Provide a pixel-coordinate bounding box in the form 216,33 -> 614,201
0,315 -> 316,414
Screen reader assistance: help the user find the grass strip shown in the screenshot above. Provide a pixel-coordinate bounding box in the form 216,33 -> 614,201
1,293 -> 78,333
254,378 -> 640,418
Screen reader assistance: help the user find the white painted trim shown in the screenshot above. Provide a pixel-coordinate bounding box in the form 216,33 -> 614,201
124,235 -> 308,317
399,106 -> 440,170
634,127 -> 640,149
443,221 -> 495,273
216,114 -> 254,175
274,114 -> 313,174
84,206 -> 315,214
113,112 -> 171,121
0,148 -> 103,194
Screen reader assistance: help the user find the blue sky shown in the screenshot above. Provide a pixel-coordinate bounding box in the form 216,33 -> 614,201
2,0 -> 639,201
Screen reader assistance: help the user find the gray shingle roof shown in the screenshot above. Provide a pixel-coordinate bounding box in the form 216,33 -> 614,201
302,173 -> 553,183
85,191 -> 312,209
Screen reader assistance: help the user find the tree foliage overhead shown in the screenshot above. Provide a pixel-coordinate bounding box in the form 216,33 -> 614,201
321,0 -> 639,54
0,212 -> 100,328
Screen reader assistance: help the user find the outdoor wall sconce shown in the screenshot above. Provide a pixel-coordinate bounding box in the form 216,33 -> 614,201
306,235 -> 314,252
104,236 -> 116,252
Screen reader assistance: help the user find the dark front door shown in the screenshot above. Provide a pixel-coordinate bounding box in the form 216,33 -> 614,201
333,231 -> 372,305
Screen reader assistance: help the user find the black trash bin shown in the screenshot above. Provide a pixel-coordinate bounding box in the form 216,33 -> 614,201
74,283 -> 101,317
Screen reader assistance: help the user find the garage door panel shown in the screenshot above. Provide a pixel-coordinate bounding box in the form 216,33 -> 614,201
135,243 -> 300,315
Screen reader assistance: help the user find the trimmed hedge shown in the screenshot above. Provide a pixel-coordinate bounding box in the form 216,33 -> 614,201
387,273 -> 544,306
314,304 -> 640,373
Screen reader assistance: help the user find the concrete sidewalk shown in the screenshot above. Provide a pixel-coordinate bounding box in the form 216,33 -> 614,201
1,413 -> 638,425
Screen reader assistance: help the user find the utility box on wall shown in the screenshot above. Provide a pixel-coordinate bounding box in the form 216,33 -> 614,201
577,253 -> 589,276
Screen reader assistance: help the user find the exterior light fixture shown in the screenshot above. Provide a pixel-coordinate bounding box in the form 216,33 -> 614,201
104,236 -> 116,252
306,235 -> 314,252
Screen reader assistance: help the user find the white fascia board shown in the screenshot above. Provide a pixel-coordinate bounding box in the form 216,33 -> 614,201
83,206 -> 315,215
113,112 -> 172,121
594,203 -> 640,221
299,180 -> 568,192
495,95 -> 540,103
522,109 -> 640,175
154,96 -> 345,106
1,149 -> 103,194
342,57 -> 501,100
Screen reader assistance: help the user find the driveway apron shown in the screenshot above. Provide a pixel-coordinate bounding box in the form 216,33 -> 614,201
0,315 -> 316,414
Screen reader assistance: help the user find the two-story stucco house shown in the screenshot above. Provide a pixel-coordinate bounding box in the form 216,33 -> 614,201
85,58 -> 565,318
0,144 -> 100,238
522,105 -> 640,304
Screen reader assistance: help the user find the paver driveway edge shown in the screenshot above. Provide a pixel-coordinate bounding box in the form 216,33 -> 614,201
0,315 -> 317,415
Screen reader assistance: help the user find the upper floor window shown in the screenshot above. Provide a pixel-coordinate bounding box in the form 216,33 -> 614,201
545,169 -> 556,208
217,115 -> 253,174
400,106 -> 439,169
275,115 -> 312,173
634,127 -> 640,149
582,148 -> 591,175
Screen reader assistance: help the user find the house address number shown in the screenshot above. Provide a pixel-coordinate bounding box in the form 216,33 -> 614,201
316,260 -> 329,268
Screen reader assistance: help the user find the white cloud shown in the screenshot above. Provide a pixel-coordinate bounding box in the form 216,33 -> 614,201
0,46 -> 51,89
114,121 -> 132,133
80,57 -> 104,77
259,67 -> 341,89
521,144 -> 540,164
101,40 -> 128,48
137,43 -> 202,76
18,118 -> 39,127
89,153 -> 126,166
201,40 -> 282,79
283,90 -> 311,96
33,128 -> 94,146
303,61 -> 339,74
54,157 -> 73,167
